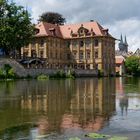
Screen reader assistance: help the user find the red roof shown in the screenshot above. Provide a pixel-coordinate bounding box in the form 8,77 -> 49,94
115,57 -> 125,64
35,21 -> 114,39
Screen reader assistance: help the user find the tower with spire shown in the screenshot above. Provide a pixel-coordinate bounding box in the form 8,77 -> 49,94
119,35 -> 128,53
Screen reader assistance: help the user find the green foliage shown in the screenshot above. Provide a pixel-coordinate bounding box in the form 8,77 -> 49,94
108,136 -> 128,140
52,70 -> 66,78
0,68 -> 5,78
3,64 -> 12,75
125,56 -> 140,76
98,70 -> 104,77
51,70 -> 76,79
0,122 -> 35,139
0,0 -> 34,55
66,69 -> 75,79
85,133 -> 128,140
85,133 -> 110,139
69,137 -> 81,140
39,12 -> 66,25
0,64 -> 16,79
37,74 -> 49,80
8,68 -> 15,78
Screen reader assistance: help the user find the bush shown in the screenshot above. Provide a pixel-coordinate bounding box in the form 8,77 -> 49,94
53,70 -> 66,78
0,64 -> 17,79
66,69 -> 75,79
98,70 -> 104,77
37,74 -> 49,80
125,56 -> 140,76
8,68 -> 16,78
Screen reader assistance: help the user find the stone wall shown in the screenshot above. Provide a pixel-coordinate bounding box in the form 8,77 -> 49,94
0,58 -> 27,77
26,68 -> 98,77
0,58 -> 98,77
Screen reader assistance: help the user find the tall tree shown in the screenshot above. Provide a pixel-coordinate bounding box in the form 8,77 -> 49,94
39,12 -> 66,25
0,0 -> 34,56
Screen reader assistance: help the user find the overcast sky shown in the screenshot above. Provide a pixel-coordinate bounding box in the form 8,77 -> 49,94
15,0 -> 140,52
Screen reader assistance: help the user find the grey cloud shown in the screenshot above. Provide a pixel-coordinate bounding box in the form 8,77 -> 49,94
15,0 -> 140,51
15,0 -> 140,24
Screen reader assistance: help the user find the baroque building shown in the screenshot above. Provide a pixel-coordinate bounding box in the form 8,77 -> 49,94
21,21 -> 116,76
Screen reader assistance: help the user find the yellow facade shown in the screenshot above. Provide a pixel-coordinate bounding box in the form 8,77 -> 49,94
21,22 -> 116,76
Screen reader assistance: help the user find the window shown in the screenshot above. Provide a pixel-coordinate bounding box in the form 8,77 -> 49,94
40,51 -> 44,58
50,52 -> 52,58
55,40 -> 58,47
67,54 -> 71,60
23,52 -> 28,57
95,51 -> 98,58
80,29 -> 83,34
80,40 -> 84,47
55,52 -> 57,58
67,41 -> 71,48
73,52 -> 77,59
31,50 -> 37,58
96,64 -> 98,69
80,52 -> 83,59
85,39 -> 90,47
40,39 -> 44,47
94,39 -> 99,46
32,41 -> 36,48
50,39 -> 52,47
72,41 -> 77,47
87,51 -> 90,59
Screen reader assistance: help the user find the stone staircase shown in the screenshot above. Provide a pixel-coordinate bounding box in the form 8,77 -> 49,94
0,58 -> 27,77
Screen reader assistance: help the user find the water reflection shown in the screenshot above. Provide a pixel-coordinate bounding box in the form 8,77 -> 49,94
116,78 -> 129,116
0,78 -> 116,139
30,116 -> 49,140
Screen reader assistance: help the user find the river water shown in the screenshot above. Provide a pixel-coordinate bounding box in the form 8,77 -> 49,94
0,77 -> 140,140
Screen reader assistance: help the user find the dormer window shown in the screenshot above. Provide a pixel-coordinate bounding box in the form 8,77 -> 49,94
78,26 -> 89,36
80,29 -> 83,34
34,28 -> 40,34
102,29 -> 109,35
49,28 -> 56,36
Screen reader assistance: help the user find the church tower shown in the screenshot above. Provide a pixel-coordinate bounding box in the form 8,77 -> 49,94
124,36 -> 128,53
119,35 -> 128,53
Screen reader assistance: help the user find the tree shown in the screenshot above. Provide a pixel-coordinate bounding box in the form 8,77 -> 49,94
39,12 -> 66,25
125,56 -> 140,75
0,0 -> 34,56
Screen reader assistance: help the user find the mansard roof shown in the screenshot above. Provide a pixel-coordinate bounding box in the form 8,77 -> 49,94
35,21 -> 114,39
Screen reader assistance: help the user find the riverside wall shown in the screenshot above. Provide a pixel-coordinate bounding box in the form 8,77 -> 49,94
0,58 -> 98,77
26,68 -> 98,77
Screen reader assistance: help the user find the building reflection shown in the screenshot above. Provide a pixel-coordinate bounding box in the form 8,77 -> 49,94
0,79 -> 116,133
20,79 -> 116,132
116,78 -> 128,116
60,78 -> 116,132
